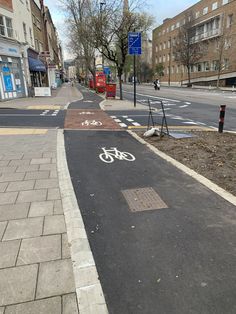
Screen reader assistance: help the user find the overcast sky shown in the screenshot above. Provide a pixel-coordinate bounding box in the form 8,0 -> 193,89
44,0 -> 199,58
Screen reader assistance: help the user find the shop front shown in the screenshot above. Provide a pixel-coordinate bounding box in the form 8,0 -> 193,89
27,49 -> 47,88
0,39 -> 26,101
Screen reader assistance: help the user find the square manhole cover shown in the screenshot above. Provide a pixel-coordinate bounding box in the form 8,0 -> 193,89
122,187 -> 168,212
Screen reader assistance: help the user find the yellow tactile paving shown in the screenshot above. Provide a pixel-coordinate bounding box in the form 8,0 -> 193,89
27,105 -> 61,110
0,129 -> 48,135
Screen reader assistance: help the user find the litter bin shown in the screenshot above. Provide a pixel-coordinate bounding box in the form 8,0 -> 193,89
106,83 -> 116,99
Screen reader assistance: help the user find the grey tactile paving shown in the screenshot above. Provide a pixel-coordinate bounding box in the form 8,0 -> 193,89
0,240 -> 21,269
28,201 -> 54,217
0,203 -> 30,222
36,259 -> 75,299
5,296 -> 61,314
0,264 -> 38,306
43,215 -> 66,235
17,235 -> 61,265
17,189 -> 47,203
0,192 -> 18,205
3,217 -> 43,241
62,293 -> 79,314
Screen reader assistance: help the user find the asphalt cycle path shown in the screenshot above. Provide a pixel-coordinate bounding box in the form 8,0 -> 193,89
68,84 -> 103,109
65,127 -> 236,314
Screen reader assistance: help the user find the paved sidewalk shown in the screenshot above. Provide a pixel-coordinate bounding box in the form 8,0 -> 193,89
100,97 -> 147,111
0,83 -> 82,109
0,130 -> 78,314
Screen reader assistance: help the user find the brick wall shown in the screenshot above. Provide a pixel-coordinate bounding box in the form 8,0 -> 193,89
0,0 -> 13,10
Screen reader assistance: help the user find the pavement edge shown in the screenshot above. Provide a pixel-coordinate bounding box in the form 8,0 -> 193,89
128,130 -> 236,207
57,129 -> 109,314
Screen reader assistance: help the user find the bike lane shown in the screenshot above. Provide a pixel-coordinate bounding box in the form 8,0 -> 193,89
64,128 -> 236,314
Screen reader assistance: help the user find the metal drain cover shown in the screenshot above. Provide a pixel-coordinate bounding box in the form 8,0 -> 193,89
122,187 -> 168,212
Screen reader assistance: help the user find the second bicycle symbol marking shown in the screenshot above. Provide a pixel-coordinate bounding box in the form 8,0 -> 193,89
79,112 -> 94,115
99,147 -> 136,163
81,120 -> 103,126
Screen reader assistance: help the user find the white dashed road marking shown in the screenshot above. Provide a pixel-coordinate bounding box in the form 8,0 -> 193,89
119,123 -> 128,128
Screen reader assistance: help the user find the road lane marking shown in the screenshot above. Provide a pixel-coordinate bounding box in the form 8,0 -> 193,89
123,90 -> 181,102
27,105 -> 61,110
127,118 -> 134,122
179,105 -> 188,108
119,123 -> 128,128
114,119 -> 121,123
132,122 -> 141,126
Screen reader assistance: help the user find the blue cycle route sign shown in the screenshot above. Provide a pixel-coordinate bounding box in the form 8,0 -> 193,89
128,32 -> 142,55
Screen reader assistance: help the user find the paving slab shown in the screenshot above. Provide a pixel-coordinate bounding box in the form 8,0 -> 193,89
62,293 -> 79,314
2,154 -> 23,160
36,259 -> 75,299
0,160 -> 9,167
0,240 -> 20,268
50,170 -> 58,179
54,199 -> 63,214
0,203 -> 30,222
43,215 -> 66,235
0,221 -> 7,240
22,152 -> 43,159
9,160 -> 30,167
3,217 -> 43,241
43,152 -> 56,158
0,192 -> 18,205
0,183 -> 8,193
5,297 -> 61,314
47,188 -> 60,200
25,171 -> 50,180
35,178 -> 58,189
16,165 -> 39,173
17,189 -> 47,203
0,307 -> 4,314
28,200 -> 54,217
0,264 -> 38,306
31,158 -> 51,165
0,173 -> 25,183
17,235 -> 61,265
0,166 -> 17,174
6,180 -> 35,192
39,164 -> 57,171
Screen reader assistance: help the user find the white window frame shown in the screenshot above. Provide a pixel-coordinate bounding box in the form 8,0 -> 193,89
203,7 -> 208,15
212,2 -> 218,10
222,0 -> 229,5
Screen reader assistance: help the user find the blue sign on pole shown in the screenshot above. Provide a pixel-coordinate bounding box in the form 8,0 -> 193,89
4,75 -> 13,92
128,32 -> 142,55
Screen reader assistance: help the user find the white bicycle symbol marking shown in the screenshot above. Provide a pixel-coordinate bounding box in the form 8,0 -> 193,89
79,112 -> 94,115
82,120 -> 103,126
99,147 -> 136,163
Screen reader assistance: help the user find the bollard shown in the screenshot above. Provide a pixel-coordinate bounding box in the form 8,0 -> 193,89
218,105 -> 226,133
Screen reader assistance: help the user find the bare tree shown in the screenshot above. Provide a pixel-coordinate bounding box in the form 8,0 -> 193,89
173,12 -> 207,85
91,1 -> 154,99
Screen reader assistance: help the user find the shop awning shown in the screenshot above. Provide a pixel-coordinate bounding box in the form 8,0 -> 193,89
28,57 -> 46,72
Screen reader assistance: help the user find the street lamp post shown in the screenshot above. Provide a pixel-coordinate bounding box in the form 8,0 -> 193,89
100,1 -> 106,71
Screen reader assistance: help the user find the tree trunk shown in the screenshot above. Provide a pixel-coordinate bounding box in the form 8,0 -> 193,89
187,66 -> 191,85
216,68 -> 221,89
118,75 -> 123,100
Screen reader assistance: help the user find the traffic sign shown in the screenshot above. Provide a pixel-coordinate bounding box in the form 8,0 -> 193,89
128,32 -> 142,55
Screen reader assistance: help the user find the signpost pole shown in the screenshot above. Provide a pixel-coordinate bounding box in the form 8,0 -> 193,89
134,54 -> 136,108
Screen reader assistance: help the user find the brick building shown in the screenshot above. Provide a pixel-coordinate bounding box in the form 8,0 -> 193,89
152,0 -> 236,86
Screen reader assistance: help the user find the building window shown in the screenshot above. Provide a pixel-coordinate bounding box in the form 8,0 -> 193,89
224,58 -> 229,70
227,14 -> 233,28
222,0 -> 229,4
171,24 -> 175,31
29,27 -> 33,46
35,39 -> 39,51
163,55 -> 166,62
195,11 -> 200,18
155,45 -> 158,52
176,22 -> 180,28
204,62 -> 210,71
23,22 -> 27,42
171,66 -> 175,74
26,0 -> 29,10
36,18 -> 41,30
203,7 -> 208,15
166,27 -> 169,33
32,15 -> 36,25
212,2 -> 218,10
197,63 -> 202,72
212,60 -> 219,71
159,44 -> 162,51
163,42 -> 166,49
0,16 -> 13,38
